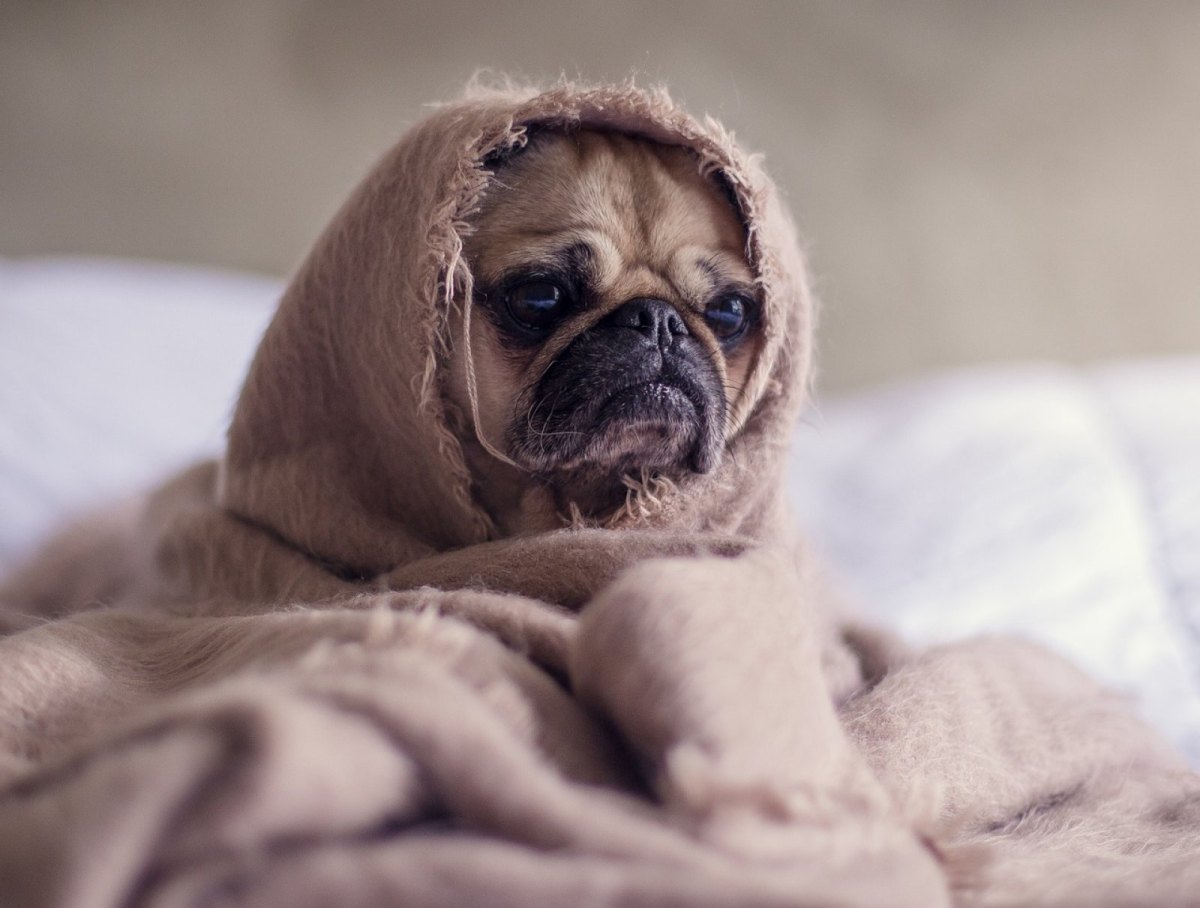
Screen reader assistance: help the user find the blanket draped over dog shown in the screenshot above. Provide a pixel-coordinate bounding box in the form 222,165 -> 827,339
2,84 -> 1199,908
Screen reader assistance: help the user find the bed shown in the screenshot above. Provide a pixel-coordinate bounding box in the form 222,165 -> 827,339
3,255 -> 1197,765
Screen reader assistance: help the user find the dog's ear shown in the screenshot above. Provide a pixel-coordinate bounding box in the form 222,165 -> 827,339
481,123 -> 553,170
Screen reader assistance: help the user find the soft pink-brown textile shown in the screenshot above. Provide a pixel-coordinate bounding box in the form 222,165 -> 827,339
2,82 -> 1199,907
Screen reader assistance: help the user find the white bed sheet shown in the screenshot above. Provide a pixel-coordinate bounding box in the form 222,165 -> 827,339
3,257 -> 1198,763
790,363 -> 1200,763
0,257 -> 275,565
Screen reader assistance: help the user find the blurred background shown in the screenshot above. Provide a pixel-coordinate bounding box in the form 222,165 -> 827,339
2,0 -> 1198,391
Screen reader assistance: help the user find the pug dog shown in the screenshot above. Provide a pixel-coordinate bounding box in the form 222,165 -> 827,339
449,129 -> 761,532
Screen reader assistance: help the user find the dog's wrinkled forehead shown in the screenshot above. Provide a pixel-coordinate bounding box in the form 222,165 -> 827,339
468,129 -> 754,319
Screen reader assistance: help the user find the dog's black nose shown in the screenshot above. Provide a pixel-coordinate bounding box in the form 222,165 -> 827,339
602,298 -> 689,350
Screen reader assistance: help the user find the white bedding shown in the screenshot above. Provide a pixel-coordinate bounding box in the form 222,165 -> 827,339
790,363 -> 1200,763
3,257 -> 1198,763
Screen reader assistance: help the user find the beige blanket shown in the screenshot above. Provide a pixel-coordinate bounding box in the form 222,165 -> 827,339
2,82 -> 1198,907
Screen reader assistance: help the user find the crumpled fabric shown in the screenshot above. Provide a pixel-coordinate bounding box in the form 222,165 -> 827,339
2,82 -> 1197,907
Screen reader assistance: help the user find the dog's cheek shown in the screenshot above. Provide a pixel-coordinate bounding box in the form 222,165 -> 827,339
689,433 -> 722,474
690,374 -> 729,474
444,315 -> 529,449
721,336 -> 761,404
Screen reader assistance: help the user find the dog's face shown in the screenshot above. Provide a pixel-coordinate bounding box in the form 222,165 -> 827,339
451,129 -> 759,515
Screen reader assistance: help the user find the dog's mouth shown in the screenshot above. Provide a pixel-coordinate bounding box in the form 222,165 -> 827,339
588,378 -> 702,466
508,336 -> 726,476
606,379 -> 695,416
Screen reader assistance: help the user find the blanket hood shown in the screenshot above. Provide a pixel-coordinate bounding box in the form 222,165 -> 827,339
219,82 -> 816,576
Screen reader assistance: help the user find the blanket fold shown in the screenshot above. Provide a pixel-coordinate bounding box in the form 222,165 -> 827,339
2,80 -> 1198,907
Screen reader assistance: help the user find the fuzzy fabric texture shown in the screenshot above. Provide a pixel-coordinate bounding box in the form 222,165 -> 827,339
1,82 -> 1199,907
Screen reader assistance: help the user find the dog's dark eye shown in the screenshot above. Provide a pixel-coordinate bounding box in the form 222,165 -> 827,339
505,280 -> 568,332
704,294 -> 751,342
